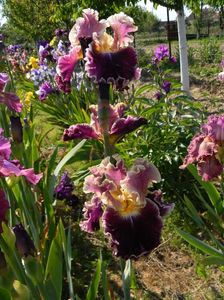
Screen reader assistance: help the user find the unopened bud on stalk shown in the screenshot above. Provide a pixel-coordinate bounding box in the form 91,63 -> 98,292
13,224 -> 36,257
10,116 -> 23,143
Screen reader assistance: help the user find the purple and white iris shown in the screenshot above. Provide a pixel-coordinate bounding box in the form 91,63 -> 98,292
181,115 -> 224,181
80,156 -> 173,259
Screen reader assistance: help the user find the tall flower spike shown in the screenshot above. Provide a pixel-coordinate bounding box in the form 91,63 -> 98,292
81,156 -> 173,259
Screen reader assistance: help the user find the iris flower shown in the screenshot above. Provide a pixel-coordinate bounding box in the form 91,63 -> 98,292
63,103 -> 147,144
56,9 -> 107,83
181,115 -> 224,181
80,156 -> 173,259
57,9 -> 140,90
85,12 -> 140,89
0,129 -> 42,184
0,73 -> 22,112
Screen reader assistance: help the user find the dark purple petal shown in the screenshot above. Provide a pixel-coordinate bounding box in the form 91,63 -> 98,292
148,190 -> 174,217
85,46 -> 139,89
162,81 -> 171,93
110,116 -> 147,141
54,172 -> 74,200
80,197 -> 103,233
103,199 -> 163,259
154,91 -> 162,100
10,116 -> 23,143
13,224 -> 36,257
0,190 -> 9,233
63,124 -> 99,141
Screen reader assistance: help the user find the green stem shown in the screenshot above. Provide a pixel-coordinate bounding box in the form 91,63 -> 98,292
98,83 -> 114,157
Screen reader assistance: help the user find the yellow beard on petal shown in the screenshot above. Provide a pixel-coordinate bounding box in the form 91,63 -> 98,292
93,33 -> 114,53
110,188 -> 143,217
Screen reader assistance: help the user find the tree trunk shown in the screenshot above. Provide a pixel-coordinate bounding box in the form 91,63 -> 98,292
176,7 -> 190,93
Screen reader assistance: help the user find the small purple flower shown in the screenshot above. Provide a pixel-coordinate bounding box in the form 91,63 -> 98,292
154,45 -> 169,62
154,91 -> 162,100
169,56 -> 177,63
54,172 -> 74,200
37,81 -> 54,101
55,28 -> 67,37
13,224 -> 36,257
162,81 -> 171,93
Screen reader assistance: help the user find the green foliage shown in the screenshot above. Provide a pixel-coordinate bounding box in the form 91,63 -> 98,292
1,0 -> 58,42
178,164 -> 224,266
198,38 -> 222,64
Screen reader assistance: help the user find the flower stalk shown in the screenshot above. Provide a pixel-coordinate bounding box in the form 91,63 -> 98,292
98,83 -> 113,157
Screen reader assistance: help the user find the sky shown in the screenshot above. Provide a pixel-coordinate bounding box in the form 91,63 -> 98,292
139,0 -> 192,21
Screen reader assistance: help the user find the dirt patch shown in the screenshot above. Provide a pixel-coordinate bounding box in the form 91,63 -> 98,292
133,239 -> 224,299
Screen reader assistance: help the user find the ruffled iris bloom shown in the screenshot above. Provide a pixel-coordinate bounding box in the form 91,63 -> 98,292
0,129 -> 42,184
181,115 -> 224,181
56,9 -> 107,84
0,73 -> 22,112
85,12 -> 140,89
63,103 -> 147,144
80,156 -> 173,259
